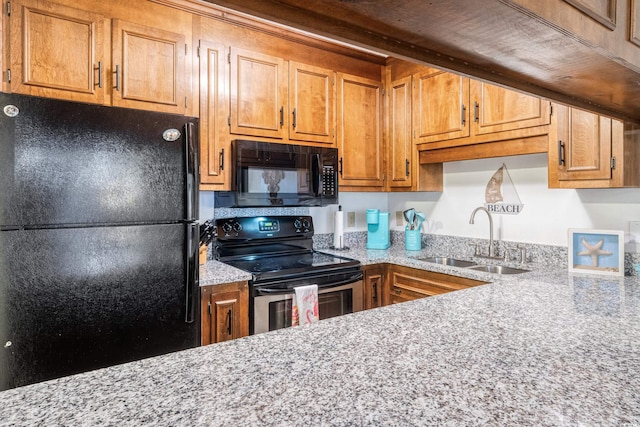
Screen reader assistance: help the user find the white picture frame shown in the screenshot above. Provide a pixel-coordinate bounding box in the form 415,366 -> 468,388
568,229 -> 624,276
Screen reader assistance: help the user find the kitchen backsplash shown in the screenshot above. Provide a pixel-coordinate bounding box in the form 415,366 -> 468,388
313,230 -> 568,267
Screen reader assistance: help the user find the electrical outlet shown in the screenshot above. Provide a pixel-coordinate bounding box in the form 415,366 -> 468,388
395,211 -> 404,226
347,212 -> 356,228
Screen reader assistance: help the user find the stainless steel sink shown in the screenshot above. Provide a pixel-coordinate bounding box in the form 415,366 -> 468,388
418,257 -> 477,268
466,264 -> 530,275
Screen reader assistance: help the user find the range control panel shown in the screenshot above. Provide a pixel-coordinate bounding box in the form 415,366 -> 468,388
215,216 -> 314,240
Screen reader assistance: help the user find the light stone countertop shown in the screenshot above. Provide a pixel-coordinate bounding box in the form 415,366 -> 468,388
2,245 -> 640,426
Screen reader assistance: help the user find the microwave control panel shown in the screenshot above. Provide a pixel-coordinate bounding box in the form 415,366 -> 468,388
322,165 -> 336,196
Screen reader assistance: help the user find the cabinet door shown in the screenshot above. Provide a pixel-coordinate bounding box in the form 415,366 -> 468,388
552,104 -> 613,181
387,265 -> 485,304
471,81 -> 550,135
199,40 -> 230,190
336,73 -> 383,188
111,20 -> 186,114
289,61 -> 335,144
201,282 -> 249,345
9,0 -> 105,104
230,47 -> 287,138
413,68 -> 470,144
388,76 -> 413,189
363,265 -> 385,310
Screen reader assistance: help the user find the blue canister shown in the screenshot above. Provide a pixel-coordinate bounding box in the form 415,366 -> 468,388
405,227 -> 422,251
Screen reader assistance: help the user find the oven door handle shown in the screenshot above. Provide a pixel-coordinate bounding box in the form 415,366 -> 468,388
254,272 -> 363,295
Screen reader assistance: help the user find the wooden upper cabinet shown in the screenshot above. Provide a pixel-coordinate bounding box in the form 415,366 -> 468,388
289,61 -> 335,144
546,103 -> 640,188
413,68 -> 470,144
336,72 -> 383,189
199,40 -> 230,190
554,105 -> 612,181
111,20 -> 186,114
388,76 -> 413,189
230,47 -> 287,139
471,81 -> 551,136
8,0 -> 105,104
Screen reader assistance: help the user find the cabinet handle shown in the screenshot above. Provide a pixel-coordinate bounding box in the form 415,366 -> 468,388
226,309 -> 232,336
405,159 -> 410,177
393,286 -> 401,294
372,281 -> 378,301
292,108 -> 297,129
558,140 -> 565,166
473,102 -> 479,123
339,157 -> 343,176
96,61 -> 103,89
114,65 -> 120,92
219,148 -> 225,171
461,104 -> 466,126
279,106 -> 284,127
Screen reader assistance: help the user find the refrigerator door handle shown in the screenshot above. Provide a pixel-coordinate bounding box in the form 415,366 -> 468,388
184,122 -> 199,221
185,221 -> 199,323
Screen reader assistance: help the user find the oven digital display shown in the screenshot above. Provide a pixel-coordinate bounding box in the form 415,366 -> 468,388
259,220 -> 280,232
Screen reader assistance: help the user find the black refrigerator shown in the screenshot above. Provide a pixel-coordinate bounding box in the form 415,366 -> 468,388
0,93 -> 200,391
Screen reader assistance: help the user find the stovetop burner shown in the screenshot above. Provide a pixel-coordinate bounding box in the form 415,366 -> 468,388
222,251 -> 360,281
214,215 -> 361,284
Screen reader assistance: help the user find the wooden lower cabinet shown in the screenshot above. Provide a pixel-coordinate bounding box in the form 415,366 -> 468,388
386,264 -> 486,305
201,281 -> 249,345
362,263 -> 486,308
363,264 -> 386,309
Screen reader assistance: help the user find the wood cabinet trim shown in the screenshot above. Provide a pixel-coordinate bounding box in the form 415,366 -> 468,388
149,0 -> 386,65
563,0 -> 617,30
631,0 -> 640,47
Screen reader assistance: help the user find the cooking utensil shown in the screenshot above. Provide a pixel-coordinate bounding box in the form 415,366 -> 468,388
403,208 -> 416,230
199,220 -> 216,246
414,212 -> 426,230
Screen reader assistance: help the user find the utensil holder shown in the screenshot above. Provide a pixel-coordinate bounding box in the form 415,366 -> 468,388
199,245 -> 208,265
405,228 -> 422,251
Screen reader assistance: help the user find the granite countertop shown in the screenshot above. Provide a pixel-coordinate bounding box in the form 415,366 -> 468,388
199,259 -> 252,286
3,245 -> 640,426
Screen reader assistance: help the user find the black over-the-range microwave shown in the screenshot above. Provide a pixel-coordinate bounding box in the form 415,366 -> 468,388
213,140 -> 339,207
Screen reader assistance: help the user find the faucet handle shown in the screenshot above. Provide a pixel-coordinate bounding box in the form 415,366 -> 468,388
517,244 -> 528,264
469,243 -> 478,257
503,246 -> 512,262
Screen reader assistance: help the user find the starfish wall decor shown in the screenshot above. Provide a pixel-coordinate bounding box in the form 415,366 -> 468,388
577,238 -> 613,267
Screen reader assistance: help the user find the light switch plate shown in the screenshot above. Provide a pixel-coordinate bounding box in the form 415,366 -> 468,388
347,212 -> 356,228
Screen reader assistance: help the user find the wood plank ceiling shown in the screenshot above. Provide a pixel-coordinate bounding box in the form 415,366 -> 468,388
207,0 -> 640,123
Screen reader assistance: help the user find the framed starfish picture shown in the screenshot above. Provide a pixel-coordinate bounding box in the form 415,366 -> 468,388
568,229 -> 624,276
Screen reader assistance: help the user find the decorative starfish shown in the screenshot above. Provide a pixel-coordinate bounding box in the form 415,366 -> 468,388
577,238 -> 613,267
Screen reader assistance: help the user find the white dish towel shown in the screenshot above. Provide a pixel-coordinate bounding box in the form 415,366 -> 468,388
292,284 -> 319,326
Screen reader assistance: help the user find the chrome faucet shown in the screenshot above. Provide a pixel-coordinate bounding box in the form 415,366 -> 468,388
469,206 -> 498,258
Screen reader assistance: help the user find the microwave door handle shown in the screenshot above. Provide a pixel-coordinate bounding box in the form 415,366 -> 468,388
311,153 -> 321,196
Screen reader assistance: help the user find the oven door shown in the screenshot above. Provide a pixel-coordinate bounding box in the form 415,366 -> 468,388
252,280 -> 363,335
